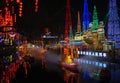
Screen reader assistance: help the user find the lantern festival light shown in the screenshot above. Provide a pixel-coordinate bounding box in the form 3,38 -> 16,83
19,2 -> 23,17
35,0 -> 39,12
16,0 -> 20,3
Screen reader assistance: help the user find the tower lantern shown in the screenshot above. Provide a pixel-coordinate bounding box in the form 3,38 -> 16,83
64,0 -> 72,41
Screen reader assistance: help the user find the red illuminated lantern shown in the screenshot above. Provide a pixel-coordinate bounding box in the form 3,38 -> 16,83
14,14 -> 16,22
19,2 -> 22,17
12,6 -> 14,14
35,0 -> 39,12
16,0 -> 20,3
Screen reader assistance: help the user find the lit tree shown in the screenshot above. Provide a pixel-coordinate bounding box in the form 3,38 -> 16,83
82,0 -> 90,34
107,0 -> 120,48
92,5 -> 99,31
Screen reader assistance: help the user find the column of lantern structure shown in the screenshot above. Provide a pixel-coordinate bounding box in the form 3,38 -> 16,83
82,0 -> 90,34
19,2 -> 23,17
64,0 -> 72,41
91,5 -> 99,31
35,0 -> 39,12
107,0 -> 120,49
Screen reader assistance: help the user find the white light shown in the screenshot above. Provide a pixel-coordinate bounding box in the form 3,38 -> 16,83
43,35 -> 46,38
36,46 -> 39,48
103,53 -> 106,57
86,51 -> 88,55
103,63 -> 107,68
99,53 -> 102,57
78,51 -> 80,54
95,62 -> 99,66
83,51 -> 85,55
92,52 -> 94,56
81,51 -> 82,54
99,63 -> 102,67
32,45 -> 35,47
89,52 -> 91,56
95,52 -> 98,56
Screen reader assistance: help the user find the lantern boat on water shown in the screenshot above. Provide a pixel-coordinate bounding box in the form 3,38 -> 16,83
59,45 -> 79,73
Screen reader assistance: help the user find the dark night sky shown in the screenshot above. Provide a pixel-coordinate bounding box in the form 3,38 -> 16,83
0,0 -> 120,39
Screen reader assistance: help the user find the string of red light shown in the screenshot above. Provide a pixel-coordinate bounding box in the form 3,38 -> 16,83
5,0 -> 39,19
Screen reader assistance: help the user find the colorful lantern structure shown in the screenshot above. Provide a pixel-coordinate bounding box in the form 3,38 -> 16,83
77,11 -> 81,34
19,2 -> 23,17
35,0 -> 39,12
107,0 -> 120,48
92,5 -> 99,31
64,0 -> 72,41
82,0 -> 90,34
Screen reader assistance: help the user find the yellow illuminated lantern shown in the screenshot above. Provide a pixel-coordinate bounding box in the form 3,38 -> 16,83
66,55 -> 72,64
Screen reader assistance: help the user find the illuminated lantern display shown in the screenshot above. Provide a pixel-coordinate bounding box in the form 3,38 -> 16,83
82,0 -> 90,34
107,0 -> 120,48
74,11 -> 82,40
64,0 -> 72,41
64,47 -> 69,55
35,0 -> 39,12
12,6 -> 14,14
14,14 -> 16,22
69,25 -> 73,40
4,7 -> 13,26
9,32 -> 16,40
16,0 -> 20,3
6,0 -> 9,4
77,11 -> 81,33
19,2 -> 22,17
92,5 -> 99,31
0,10 -> 4,27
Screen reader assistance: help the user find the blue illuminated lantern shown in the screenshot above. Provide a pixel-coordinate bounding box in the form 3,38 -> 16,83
107,0 -> 120,48
82,0 -> 90,34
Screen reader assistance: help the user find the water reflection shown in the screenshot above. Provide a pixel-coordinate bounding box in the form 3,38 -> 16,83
62,67 -> 80,83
